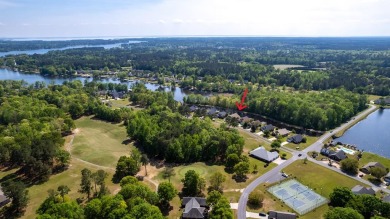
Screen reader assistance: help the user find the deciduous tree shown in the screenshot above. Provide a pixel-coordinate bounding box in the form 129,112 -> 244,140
181,170 -> 205,197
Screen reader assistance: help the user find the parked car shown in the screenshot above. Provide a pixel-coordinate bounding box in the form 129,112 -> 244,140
282,172 -> 289,177
259,212 -> 267,216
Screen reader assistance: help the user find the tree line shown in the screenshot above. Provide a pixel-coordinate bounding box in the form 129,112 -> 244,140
2,37 -> 390,95
185,88 -> 367,130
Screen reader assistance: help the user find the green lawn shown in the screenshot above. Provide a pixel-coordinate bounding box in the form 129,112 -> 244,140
358,152 -> 390,169
20,159 -> 118,219
71,116 -> 133,168
285,136 -> 318,151
283,161 -> 368,198
246,160 -> 369,219
154,161 -> 276,192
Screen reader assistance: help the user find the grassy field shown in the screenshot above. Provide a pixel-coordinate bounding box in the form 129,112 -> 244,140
21,159 -> 118,219
71,116 -> 133,168
153,161 -> 276,192
109,99 -> 144,111
4,117 -> 146,219
283,161 -> 368,198
358,152 -> 390,169
1,133 -> 120,219
285,136 -> 318,151
247,160 -> 369,219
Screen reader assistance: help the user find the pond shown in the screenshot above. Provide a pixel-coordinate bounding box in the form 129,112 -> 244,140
0,68 -> 190,102
336,108 -> 390,158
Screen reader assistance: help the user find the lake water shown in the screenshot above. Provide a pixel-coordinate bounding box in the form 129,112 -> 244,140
0,68 -> 189,102
336,109 -> 390,158
0,40 -> 142,57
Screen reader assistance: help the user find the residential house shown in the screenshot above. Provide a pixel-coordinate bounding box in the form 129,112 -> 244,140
351,185 -> 375,195
276,128 -> 291,137
228,113 -> 241,120
320,148 -> 347,161
0,186 -> 10,208
110,91 -> 125,99
268,210 -> 297,219
384,172 -> 390,183
241,116 -> 252,123
320,148 -> 332,156
207,107 -> 218,116
287,134 -> 303,144
189,105 -> 198,112
382,195 -> 390,203
217,111 -> 227,118
182,197 -> 208,219
328,150 -> 347,161
360,162 -> 386,174
260,124 -> 275,132
249,146 -> 279,163
374,97 -> 390,105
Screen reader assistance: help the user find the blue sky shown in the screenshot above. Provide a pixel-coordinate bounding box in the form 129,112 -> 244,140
0,0 -> 389,37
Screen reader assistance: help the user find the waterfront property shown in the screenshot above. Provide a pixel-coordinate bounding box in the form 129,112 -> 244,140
338,146 -> 356,155
360,162 -> 386,174
320,148 -> 347,161
374,97 -> 390,105
336,109 -> 390,158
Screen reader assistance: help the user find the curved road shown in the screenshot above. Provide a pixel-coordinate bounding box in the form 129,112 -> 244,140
237,104 -> 379,219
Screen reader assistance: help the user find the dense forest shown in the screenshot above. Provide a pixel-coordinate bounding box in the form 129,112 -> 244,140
184,88 -> 368,130
0,80 -> 133,183
127,84 -> 245,163
1,37 -> 389,95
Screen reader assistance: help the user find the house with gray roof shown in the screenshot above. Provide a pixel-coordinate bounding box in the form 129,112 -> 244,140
360,162 -> 386,174
351,185 -> 375,195
374,97 -> 390,105
189,105 -> 198,112
249,146 -> 279,163
384,172 -> 390,183
217,111 -> 227,118
261,124 -> 275,132
268,210 -> 296,219
0,186 -> 10,208
383,195 -> 390,203
207,107 -> 218,116
329,150 -> 347,161
287,134 -> 303,144
182,197 -> 208,219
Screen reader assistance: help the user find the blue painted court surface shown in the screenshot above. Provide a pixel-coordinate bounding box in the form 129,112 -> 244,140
268,179 -> 328,215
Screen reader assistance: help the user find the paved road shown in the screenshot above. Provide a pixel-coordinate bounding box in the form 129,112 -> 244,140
237,104 -> 378,219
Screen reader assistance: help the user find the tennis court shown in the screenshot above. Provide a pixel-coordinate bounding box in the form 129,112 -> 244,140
268,179 -> 328,215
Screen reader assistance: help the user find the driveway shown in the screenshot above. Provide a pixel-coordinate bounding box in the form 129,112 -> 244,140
237,104 -> 379,219
272,157 -> 286,165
